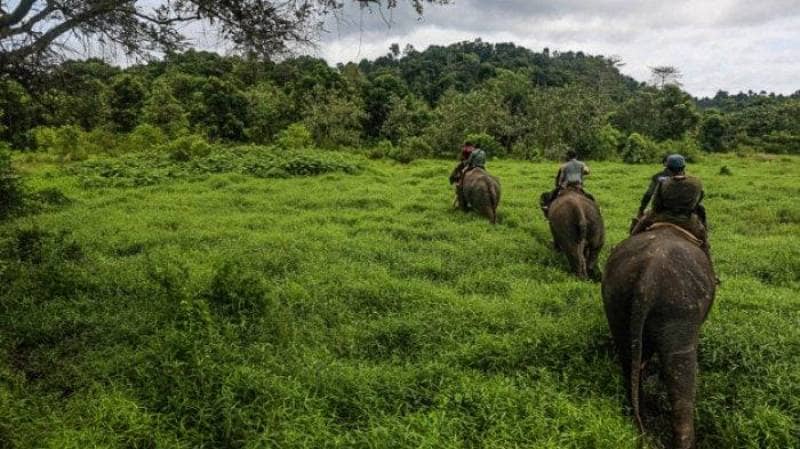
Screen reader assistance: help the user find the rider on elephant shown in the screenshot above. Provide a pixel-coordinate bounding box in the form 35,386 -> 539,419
449,141 -> 476,185
540,149 -> 595,215
450,143 -> 488,211
631,154 -> 710,256
637,154 -> 671,218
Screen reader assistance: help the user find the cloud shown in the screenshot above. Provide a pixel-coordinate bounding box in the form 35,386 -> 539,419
313,0 -> 800,96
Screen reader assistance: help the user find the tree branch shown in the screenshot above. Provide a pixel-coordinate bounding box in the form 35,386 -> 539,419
4,4 -> 112,61
0,2 -> 57,39
0,0 -> 39,28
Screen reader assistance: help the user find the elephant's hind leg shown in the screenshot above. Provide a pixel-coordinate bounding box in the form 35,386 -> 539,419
658,336 -> 699,449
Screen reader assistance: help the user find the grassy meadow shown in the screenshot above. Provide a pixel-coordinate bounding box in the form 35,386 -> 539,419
1,148 -> 799,448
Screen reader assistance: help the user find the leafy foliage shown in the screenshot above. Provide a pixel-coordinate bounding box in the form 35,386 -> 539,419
621,133 -> 658,164
0,146 -> 23,219
68,146 -> 361,187
0,39 -> 797,158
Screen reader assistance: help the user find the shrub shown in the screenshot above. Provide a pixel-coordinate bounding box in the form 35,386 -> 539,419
162,134 -> 212,162
367,140 -> 393,160
510,136 -> 541,161
81,127 -> 120,156
657,135 -> 703,163
275,123 -> 313,150
698,111 -> 733,152
34,125 -> 86,161
586,124 -> 622,161
400,136 -> 433,159
465,132 -> 504,158
277,151 -> 360,176
124,124 -> 167,152
542,142 -> 571,161
388,147 -> 416,164
0,146 -> 24,219
621,132 -> 658,164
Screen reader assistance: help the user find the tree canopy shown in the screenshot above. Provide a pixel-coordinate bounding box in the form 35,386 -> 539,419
0,0 -> 448,71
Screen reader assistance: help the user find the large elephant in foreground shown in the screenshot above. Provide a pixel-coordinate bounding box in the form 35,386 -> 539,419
602,225 -> 716,449
455,168 -> 501,224
543,188 -> 604,279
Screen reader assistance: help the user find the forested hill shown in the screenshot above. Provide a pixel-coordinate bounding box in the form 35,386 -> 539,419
355,40 -> 643,104
1,39 -> 798,160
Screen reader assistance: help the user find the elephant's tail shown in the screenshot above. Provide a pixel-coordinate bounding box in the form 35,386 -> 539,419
630,281 -> 651,435
488,180 -> 499,224
575,207 -> 589,276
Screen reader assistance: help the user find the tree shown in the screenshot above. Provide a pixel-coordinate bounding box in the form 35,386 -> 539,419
244,81 -> 292,143
0,1 -> 449,71
381,94 -> 432,143
362,73 -> 407,138
108,74 -> 146,132
611,85 -> 698,141
0,76 -> 35,146
0,145 -> 24,219
698,111 -> 731,152
142,78 -> 189,137
650,66 -> 682,88
303,87 -> 365,148
191,76 -> 248,141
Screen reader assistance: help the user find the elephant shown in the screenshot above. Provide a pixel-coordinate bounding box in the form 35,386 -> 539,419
453,167 -> 501,224
543,187 -> 604,279
602,225 -> 716,449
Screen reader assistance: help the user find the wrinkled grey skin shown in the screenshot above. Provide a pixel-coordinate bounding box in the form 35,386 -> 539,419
546,189 -> 604,279
602,227 -> 716,449
455,168 -> 501,224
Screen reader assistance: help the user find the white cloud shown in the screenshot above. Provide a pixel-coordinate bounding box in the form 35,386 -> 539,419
312,0 -> 800,97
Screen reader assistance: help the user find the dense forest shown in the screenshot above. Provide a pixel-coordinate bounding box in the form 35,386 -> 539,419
1,39 -> 799,164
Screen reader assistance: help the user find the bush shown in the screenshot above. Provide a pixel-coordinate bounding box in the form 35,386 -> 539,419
123,124 -> 167,153
510,136 -> 541,161
400,136 -> 433,159
465,132 -> 504,158
698,111 -> 733,152
34,125 -> 86,161
542,142 -> 571,161
657,135 -> 703,163
162,135 -> 212,162
81,127 -> 120,156
277,151 -> 360,176
366,140 -> 393,160
388,147 -> 416,164
586,124 -> 622,161
276,123 -> 313,150
621,132 -> 658,164
0,146 -> 24,219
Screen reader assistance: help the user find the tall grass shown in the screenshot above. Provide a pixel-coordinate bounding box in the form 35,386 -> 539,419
1,150 -> 798,448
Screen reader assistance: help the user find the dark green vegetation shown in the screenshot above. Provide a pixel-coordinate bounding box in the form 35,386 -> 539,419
2,150 -> 799,448
3,40 -> 798,164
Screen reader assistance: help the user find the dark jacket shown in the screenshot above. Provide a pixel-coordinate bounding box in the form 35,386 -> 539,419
652,175 -> 704,217
639,168 -> 671,214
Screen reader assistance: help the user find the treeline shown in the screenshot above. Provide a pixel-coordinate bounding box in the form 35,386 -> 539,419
1,39 -> 799,162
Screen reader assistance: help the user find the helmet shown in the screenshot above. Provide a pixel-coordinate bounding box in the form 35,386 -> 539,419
666,154 -> 686,171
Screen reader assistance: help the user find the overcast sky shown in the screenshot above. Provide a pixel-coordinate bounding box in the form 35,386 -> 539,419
310,0 -> 800,97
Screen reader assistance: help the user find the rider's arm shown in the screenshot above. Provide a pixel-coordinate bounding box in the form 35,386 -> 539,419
639,177 -> 658,215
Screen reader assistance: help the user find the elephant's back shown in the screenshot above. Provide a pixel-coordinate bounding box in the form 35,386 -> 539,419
604,228 -> 715,301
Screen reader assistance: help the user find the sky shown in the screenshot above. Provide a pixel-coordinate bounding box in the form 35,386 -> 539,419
311,0 -> 800,98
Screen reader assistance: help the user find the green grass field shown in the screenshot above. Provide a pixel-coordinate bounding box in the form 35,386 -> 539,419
1,149 -> 799,448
